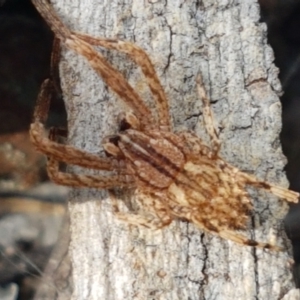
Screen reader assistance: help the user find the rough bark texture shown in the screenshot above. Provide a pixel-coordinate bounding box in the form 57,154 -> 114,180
50,0 -> 299,299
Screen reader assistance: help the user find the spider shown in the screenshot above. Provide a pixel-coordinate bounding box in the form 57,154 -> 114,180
30,0 -> 299,251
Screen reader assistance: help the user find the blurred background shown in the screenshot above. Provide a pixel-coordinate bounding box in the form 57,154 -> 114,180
0,0 -> 68,299
0,0 -> 300,298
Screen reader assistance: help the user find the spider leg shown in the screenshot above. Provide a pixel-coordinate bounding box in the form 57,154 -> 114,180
216,229 -> 283,251
189,214 -> 283,251
178,131 -> 214,158
32,0 -> 154,128
47,155 -> 134,189
45,126 -> 134,188
75,33 -> 171,131
163,203 -> 281,250
30,79 -> 117,171
239,171 -> 299,203
109,191 -> 173,229
196,75 -> 221,155
50,36 -> 62,98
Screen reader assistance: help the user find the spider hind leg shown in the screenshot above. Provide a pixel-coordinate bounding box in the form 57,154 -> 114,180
196,74 -> 221,155
109,191 -> 173,229
239,172 -> 299,203
217,229 -> 283,251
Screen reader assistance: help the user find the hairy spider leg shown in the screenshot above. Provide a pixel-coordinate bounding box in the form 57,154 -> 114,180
32,0 -> 156,129
50,37 -> 62,97
196,75 -> 221,155
196,75 -> 298,204
216,228 -> 282,251
109,191 -> 173,229
30,78 -> 118,171
76,33 -> 171,130
239,171 -> 299,203
113,188 -> 284,251
46,128 -> 135,188
169,204 -> 283,251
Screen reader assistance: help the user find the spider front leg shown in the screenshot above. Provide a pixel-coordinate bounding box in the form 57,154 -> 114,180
32,0 -> 157,129
75,33 -> 171,131
196,75 -> 221,155
45,128 -> 135,189
46,155 -> 134,189
34,87 -> 129,189
30,78 -> 116,171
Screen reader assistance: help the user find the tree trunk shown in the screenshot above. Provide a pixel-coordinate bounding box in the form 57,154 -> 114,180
49,0 -> 298,299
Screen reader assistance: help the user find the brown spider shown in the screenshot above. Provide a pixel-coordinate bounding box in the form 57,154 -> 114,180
30,0 -> 299,251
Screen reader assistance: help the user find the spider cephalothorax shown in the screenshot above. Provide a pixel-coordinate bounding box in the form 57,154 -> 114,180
30,0 -> 299,251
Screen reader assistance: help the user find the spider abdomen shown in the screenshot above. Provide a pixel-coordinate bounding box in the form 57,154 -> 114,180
168,159 -> 253,230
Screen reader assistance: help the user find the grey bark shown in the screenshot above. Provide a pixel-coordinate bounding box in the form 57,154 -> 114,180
48,0 -> 299,299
